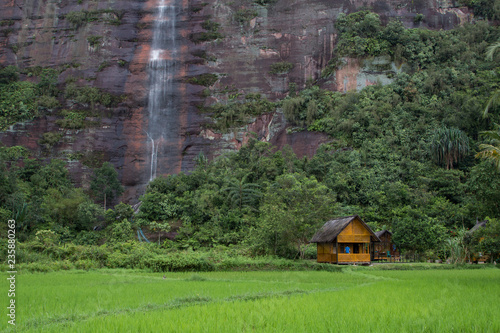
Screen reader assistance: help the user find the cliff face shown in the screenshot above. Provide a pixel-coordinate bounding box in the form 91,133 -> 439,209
0,0 -> 472,202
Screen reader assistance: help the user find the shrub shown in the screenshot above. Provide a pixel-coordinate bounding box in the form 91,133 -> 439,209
414,13 -> 425,23
0,81 -> 37,129
234,9 -> 258,24
39,132 -> 63,147
66,11 -> 88,28
37,95 -> 59,109
186,73 -> 218,87
0,65 -> 19,84
191,50 -> 217,62
35,230 -> 59,246
97,61 -> 110,72
189,31 -> 223,43
74,231 -> 101,246
201,20 -> 220,32
269,61 -> 294,74
56,110 -> 86,129
87,35 -> 102,47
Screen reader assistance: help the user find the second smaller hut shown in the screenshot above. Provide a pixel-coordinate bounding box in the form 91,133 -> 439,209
372,230 -> 400,261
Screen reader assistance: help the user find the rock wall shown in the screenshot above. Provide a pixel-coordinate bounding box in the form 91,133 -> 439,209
0,0 -> 473,202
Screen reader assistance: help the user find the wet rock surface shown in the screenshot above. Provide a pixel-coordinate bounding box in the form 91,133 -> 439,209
0,0 -> 472,202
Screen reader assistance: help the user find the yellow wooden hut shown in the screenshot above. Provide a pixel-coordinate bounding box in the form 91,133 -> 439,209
310,215 -> 380,264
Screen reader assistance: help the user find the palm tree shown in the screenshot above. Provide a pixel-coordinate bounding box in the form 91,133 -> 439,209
430,127 -> 470,170
476,123 -> 500,172
484,39 -> 500,118
222,174 -> 262,210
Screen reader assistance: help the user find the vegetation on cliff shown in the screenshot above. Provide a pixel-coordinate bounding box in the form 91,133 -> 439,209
0,9 -> 499,264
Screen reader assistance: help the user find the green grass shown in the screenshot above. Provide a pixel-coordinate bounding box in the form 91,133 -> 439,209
1,267 -> 499,332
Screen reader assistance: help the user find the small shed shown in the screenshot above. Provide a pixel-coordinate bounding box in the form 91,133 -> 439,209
310,215 -> 380,264
469,220 -> 489,263
372,230 -> 400,261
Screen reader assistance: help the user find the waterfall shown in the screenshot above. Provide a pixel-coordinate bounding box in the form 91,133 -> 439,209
147,0 -> 179,181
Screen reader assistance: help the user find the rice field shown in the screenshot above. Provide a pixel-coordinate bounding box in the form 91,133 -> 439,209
2,267 -> 499,332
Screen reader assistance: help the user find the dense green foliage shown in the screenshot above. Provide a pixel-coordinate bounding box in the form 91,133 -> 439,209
0,64 -> 121,130
65,9 -> 124,28
186,73 -> 218,87
1,11 -> 499,262
234,9 -> 258,24
203,94 -> 275,131
189,19 -> 223,43
269,61 -> 294,74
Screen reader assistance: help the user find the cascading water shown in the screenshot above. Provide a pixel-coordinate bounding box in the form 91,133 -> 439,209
147,0 -> 179,181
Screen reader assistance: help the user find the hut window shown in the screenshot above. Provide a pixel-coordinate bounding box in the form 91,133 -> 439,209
353,244 -> 360,254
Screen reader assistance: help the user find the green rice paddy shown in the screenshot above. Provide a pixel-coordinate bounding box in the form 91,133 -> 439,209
2,267 -> 499,332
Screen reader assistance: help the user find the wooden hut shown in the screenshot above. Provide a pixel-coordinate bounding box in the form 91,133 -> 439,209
469,220 -> 489,263
372,230 -> 400,261
310,215 -> 380,264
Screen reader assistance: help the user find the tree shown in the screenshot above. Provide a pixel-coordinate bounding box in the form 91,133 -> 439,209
254,173 -> 337,258
41,188 -> 87,229
392,207 -> 447,254
473,218 -> 500,263
430,127 -> 470,170
149,220 -> 171,245
467,161 -> 500,217
90,162 -> 124,210
446,228 -> 472,264
475,123 -> 500,172
76,201 -> 103,231
222,174 -> 262,210
37,68 -> 58,96
483,39 -> 500,118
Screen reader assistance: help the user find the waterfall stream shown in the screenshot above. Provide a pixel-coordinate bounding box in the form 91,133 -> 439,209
147,0 -> 178,181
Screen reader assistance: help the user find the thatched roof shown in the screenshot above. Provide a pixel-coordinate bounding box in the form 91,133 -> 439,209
375,230 -> 392,238
310,215 -> 381,243
470,220 -> 488,233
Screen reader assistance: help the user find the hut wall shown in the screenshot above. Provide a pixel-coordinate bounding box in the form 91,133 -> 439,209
337,219 -> 371,243
337,218 -> 371,263
317,242 -> 337,263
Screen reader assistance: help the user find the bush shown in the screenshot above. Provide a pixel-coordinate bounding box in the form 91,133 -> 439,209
0,81 -> 37,129
234,9 -> 258,24
201,20 -> 220,32
269,61 -> 294,74
186,73 -> 218,87
74,231 -> 101,246
107,219 -> 135,243
37,95 -> 59,109
35,230 -> 59,246
87,36 -> 102,47
65,11 -> 88,28
189,31 -> 223,43
0,65 -> 19,84
55,110 -> 87,129
39,132 -> 63,147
